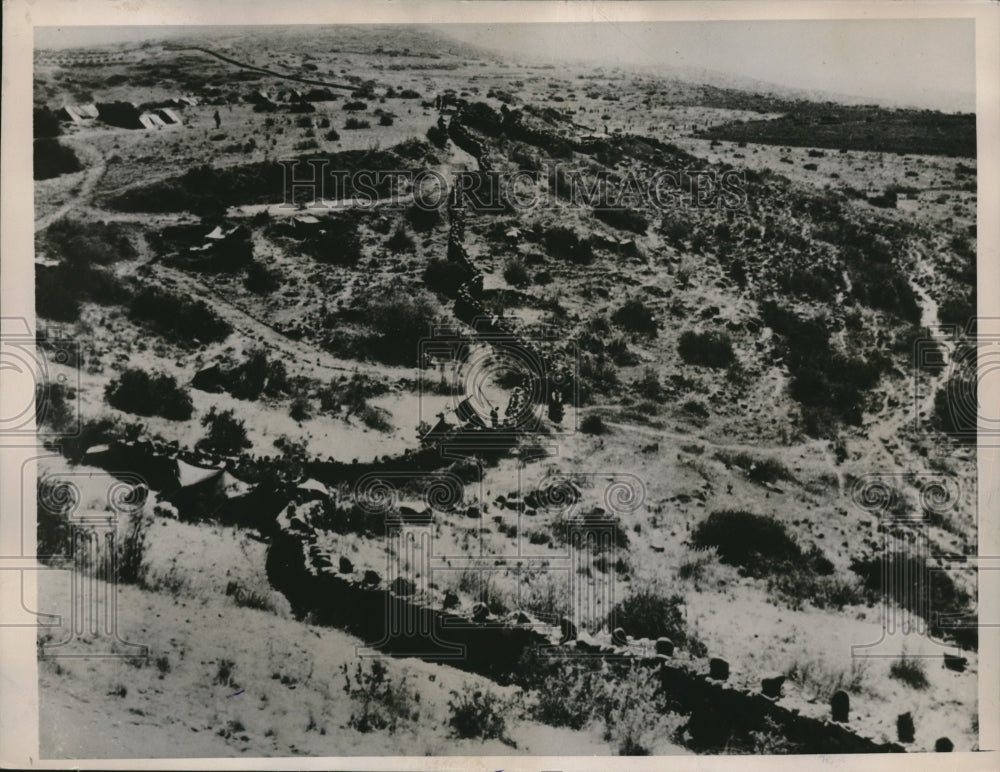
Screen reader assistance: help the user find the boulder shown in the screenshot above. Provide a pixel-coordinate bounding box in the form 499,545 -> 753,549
391,577 -> 416,596
831,690 -> 849,722
897,712 -> 915,744
442,590 -> 459,609
611,627 -> 628,646
761,673 -> 785,700
943,653 -> 967,672
559,616 -> 577,643
655,637 -> 674,657
363,569 -> 381,586
338,556 -> 354,574
935,737 -> 954,752
472,601 -> 490,622
575,631 -> 601,653
465,505 -> 481,518
709,658 -> 729,681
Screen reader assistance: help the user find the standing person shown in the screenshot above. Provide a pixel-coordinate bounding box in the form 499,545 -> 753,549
214,109 -> 221,129
490,406 -> 499,429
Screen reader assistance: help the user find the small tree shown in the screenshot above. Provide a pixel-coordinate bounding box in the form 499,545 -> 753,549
197,407 -> 251,455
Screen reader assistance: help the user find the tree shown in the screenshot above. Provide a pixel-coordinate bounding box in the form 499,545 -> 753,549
197,407 -> 251,455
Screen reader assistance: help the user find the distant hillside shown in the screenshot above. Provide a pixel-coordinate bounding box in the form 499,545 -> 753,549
695,104 -> 975,157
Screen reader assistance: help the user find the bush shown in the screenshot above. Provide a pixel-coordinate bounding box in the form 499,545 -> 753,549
345,117 -> 371,130
889,656 -> 929,690
324,128 -> 341,141
197,407 -> 251,455
612,299 -> 657,336
386,225 -> 415,253
378,114 -> 395,127
129,287 -> 232,346
544,226 -> 593,264
289,396 -> 312,422
693,509 -> 815,577
34,138 -> 82,180
244,260 -> 281,293
106,369 -> 194,420
610,584 -> 705,655
341,660 -> 419,733
447,688 -> 509,742
851,552 -> 975,649
581,413 -> 608,435
343,100 -> 368,112
503,258 -> 530,288
677,330 -> 735,368
593,204 -> 648,234
39,218 -> 136,267
34,107 -> 61,138
423,257 -> 467,296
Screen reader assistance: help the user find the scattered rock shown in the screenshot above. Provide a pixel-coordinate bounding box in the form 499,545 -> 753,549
935,737 -> 954,752
391,577 -> 416,596
472,602 -> 490,622
612,627 -> 628,646
761,673 -> 785,699
465,505 -> 481,518
943,653 -> 967,672
575,631 -> 601,653
338,556 -> 353,574
655,637 -> 674,657
831,690 -> 849,722
362,569 -> 381,586
442,590 -> 459,610
709,658 -> 729,681
897,712 -> 915,743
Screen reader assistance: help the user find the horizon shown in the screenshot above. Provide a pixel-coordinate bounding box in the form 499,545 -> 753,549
34,20 -> 976,113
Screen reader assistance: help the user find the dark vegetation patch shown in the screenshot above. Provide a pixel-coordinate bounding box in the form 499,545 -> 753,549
677,330 -> 735,368
851,552 -> 976,649
761,300 -> 883,435
128,287 -> 232,347
105,144 -> 428,215
34,138 -> 82,180
696,106 -> 976,158
106,368 -> 194,420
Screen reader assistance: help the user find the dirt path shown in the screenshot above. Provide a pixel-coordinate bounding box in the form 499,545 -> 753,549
169,46 -> 358,92
35,142 -> 106,232
150,262 -> 420,383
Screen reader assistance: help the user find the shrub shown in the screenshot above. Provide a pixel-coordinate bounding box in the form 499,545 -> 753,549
129,287 -> 232,346
609,582 -> 704,654
106,369 -> 194,420
378,114 -> 395,127
324,128 -> 341,141
386,224 -> 415,253
693,509 -> 813,577
197,407 -> 251,455
343,100 -> 368,112
40,218 -> 136,267
244,260 -> 281,293
851,552 -> 975,649
34,138 -> 82,180
581,413 -> 608,435
116,510 -> 151,585
544,226 -> 593,264
447,688 -> 509,742
889,656 -> 929,690
341,660 -> 419,733
593,204 -> 648,234
345,117 -> 371,130
677,330 -> 735,368
503,258 -> 530,288
612,299 -> 658,336
34,107 -> 61,138
289,396 -> 312,422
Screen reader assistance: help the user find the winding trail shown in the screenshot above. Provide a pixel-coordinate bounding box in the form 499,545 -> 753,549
35,142 -> 106,232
